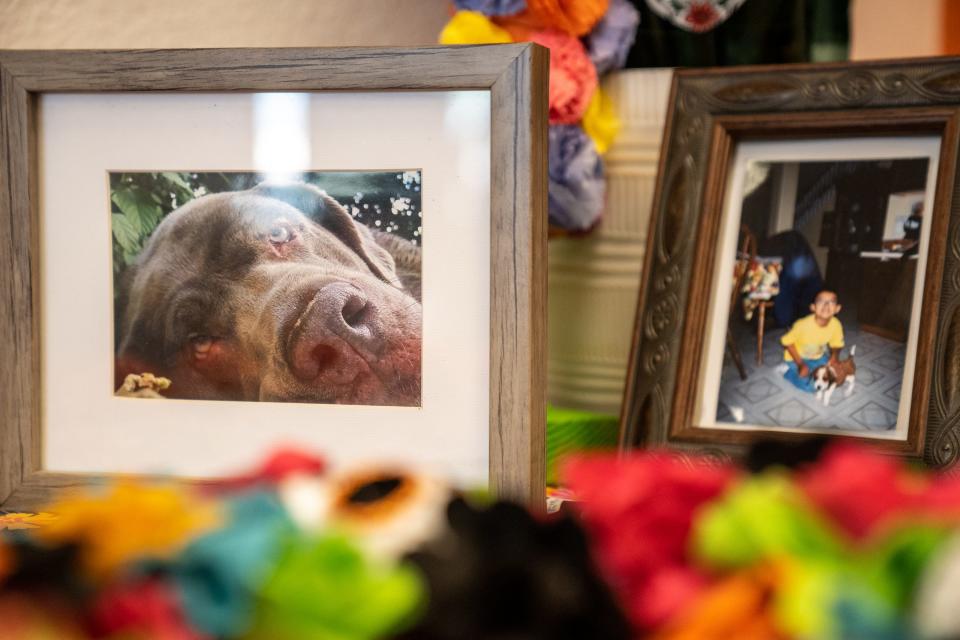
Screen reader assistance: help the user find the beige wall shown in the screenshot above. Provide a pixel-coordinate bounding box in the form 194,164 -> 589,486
2,0 -> 947,59
0,0 -> 449,48
850,0 -> 943,60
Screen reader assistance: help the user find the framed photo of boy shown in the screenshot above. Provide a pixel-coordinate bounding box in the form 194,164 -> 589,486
621,58 -> 960,464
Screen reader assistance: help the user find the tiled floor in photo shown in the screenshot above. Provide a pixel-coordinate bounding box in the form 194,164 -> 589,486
716,323 -> 906,432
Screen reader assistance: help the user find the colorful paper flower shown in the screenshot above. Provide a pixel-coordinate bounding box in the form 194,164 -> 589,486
581,88 -> 620,155
439,11 -> 514,45
584,0 -> 640,75
208,448 -> 326,493
528,29 -> 597,124
563,453 -> 736,630
303,467 -> 452,559
250,534 -> 423,640
167,491 -> 294,638
35,481 -> 221,580
0,593 -> 88,640
453,0 -> 526,16
498,0 -> 610,37
651,565 -> 786,640
0,512 -> 58,530
692,474 -> 844,570
797,444 -> 960,540
547,125 -> 606,231
398,497 -> 631,639
89,578 -> 207,640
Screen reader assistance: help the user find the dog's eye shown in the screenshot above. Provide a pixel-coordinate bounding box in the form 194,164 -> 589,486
189,335 -> 216,360
268,222 -> 295,245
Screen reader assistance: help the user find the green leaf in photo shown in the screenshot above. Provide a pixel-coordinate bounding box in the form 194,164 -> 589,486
112,213 -> 140,254
112,188 -> 144,234
162,171 -> 191,190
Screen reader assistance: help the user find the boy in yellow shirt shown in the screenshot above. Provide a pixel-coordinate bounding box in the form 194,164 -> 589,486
780,290 -> 845,392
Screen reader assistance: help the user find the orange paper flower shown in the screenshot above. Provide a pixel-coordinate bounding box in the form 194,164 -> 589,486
527,30 -> 598,124
652,565 -> 787,640
0,512 -> 58,530
497,0 -> 610,37
36,481 -> 221,580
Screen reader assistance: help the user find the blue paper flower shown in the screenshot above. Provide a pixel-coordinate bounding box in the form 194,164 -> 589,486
169,491 -> 294,637
585,0 -> 640,76
548,125 -> 605,231
453,0 -> 526,16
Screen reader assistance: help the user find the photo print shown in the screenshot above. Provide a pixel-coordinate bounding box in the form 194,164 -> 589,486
112,171 -> 423,407
697,137 -> 940,438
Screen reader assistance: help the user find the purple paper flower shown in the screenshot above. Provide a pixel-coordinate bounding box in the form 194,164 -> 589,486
585,0 -> 640,76
548,125 -> 605,231
453,0 -> 527,16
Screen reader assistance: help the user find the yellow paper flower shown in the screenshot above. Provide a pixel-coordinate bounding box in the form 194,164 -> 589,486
36,481 -> 221,579
581,88 -> 620,155
0,512 -> 58,530
440,11 -> 513,45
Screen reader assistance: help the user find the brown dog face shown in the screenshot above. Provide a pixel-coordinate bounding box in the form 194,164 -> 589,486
116,182 -> 422,406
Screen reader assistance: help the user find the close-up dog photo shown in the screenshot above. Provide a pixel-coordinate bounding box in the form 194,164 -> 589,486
112,171 -> 423,406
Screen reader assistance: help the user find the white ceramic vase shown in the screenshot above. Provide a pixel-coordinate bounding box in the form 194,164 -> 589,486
547,68 -> 674,414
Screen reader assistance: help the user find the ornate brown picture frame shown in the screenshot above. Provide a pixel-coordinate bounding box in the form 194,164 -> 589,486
0,46 -> 548,510
621,57 -> 960,465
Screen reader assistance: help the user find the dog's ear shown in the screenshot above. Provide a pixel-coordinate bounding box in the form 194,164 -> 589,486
252,182 -> 403,289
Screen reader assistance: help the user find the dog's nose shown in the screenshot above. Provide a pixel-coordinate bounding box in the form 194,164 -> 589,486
287,282 -> 383,383
319,282 -> 379,348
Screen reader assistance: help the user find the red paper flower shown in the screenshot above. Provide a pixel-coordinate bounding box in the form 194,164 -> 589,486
685,2 -> 720,32
88,578 -> 207,640
798,443 -> 960,540
527,30 -> 598,124
0,593 -> 87,640
563,452 -> 737,630
207,448 -> 326,493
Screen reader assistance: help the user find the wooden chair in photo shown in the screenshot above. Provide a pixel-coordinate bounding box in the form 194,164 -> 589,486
726,225 -> 755,380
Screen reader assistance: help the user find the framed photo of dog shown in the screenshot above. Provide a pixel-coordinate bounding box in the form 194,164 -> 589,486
622,58 -> 960,464
0,46 -> 548,509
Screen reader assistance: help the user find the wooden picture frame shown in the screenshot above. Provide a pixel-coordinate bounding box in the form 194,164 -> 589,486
0,46 -> 548,509
621,57 -> 960,465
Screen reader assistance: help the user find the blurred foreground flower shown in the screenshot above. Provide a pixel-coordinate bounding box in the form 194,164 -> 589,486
398,497 -> 631,639
89,577 -> 206,640
0,512 -> 57,530
564,452 -> 736,630
166,491 -> 293,638
35,481 -> 221,580
799,443 -> 960,540
651,565 -> 785,640
250,534 -> 423,640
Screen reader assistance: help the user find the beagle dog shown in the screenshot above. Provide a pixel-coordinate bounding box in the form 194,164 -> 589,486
811,345 -> 856,406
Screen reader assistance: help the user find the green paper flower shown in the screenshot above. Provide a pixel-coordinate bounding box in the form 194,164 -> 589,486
250,534 -> 424,640
692,473 -> 844,569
